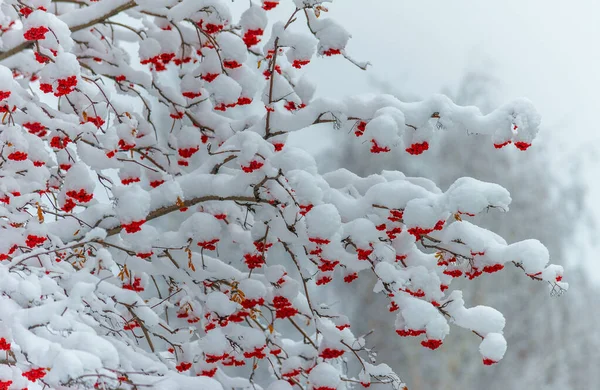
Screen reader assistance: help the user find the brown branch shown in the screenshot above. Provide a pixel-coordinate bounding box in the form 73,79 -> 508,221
105,195 -> 260,237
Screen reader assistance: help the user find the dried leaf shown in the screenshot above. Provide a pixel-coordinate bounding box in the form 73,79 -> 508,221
36,203 -> 44,223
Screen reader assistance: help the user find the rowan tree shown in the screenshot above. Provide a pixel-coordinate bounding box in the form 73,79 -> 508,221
0,1 -> 567,389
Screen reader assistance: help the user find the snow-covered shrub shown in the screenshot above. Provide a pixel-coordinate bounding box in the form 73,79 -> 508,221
0,1 -> 565,389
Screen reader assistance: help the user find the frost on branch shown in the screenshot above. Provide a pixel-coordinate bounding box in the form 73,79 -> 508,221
0,0 -> 563,389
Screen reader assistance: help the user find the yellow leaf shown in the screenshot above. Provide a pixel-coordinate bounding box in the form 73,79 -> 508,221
454,213 -> 462,221
257,60 -> 262,68
268,324 -> 274,334
37,203 -> 44,223
82,111 -> 88,121
73,229 -> 80,236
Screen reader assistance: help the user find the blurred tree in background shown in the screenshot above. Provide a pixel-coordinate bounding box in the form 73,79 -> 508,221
304,69 -> 596,390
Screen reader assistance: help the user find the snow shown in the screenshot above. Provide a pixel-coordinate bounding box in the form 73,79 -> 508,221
0,0 -> 565,388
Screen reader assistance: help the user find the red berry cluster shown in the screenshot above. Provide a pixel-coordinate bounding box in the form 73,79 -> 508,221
50,135 -> 71,149
22,367 -> 47,381
86,116 -> 105,128
35,51 -> 50,64
323,48 -> 342,56
482,263 -> 504,273
0,91 -> 10,100
284,101 -> 306,111
282,368 -> 302,378
66,189 -> 93,203
316,275 -> 332,285
122,277 -> 144,292
356,247 -> 373,261
223,60 -> 242,69
241,297 -> 264,309
182,91 -> 202,99
299,204 -> 313,216
23,122 -> 47,136
292,59 -> 310,69
197,20 -> 223,34
26,234 -> 46,248
318,259 -> 339,272
205,353 -> 228,364
198,238 -> 219,251
343,272 -> 358,283
149,180 -> 165,188
319,348 -> 345,359
121,177 -> 141,185
243,346 -> 266,359
406,141 -> 429,155
136,251 -> 153,259
262,1 -> 279,10
443,269 -> 463,278
354,121 -> 367,137
243,253 -> 264,269
243,29 -> 264,47
123,320 -> 140,330
309,237 -> 330,245
370,139 -> 391,153
24,26 -> 49,40
407,226 -> 433,238
178,147 -> 199,158
272,296 -> 298,319
494,140 -> 511,149
241,160 -> 264,173
7,151 -> 27,161
421,339 -> 443,350
0,380 -> 11,390
118,139 -> 135,151
466,268 -> 483,280
514,141 -> 531,151
0,338 -> 10,351
140,52 -> 185,72
54,75 -> 78,96
199,367 -> 217,377
122,219 -> 146,233
201,73 -> 220,83
396,329 -> 426,337
175,362 -> 192,372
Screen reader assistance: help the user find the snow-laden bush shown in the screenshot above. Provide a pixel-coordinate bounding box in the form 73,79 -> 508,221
0,1 -> 565,389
